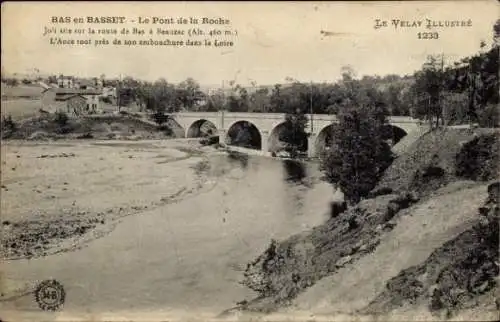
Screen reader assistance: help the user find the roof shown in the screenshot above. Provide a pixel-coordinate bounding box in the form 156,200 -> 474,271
54,94 -> 87,101
38,81 -> 51,90
43,87 -> 103,95
76,79 -> 95,87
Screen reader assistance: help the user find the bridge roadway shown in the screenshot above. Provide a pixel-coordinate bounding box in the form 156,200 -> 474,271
169,111 -> 422,157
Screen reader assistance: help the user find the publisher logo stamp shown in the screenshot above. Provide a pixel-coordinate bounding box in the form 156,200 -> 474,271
34,279 -> 65,311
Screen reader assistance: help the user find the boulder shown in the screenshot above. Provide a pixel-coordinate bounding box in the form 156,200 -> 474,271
330,201 -> 347,218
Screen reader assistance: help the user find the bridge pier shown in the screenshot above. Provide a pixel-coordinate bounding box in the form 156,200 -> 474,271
218,129 -> 227,145
261,131 -> 269,155
307,134 -> 317,158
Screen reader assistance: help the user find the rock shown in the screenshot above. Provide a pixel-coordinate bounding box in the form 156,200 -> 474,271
384,201 -> 401,222
330,201 -> 347,218
348,216 -> 360,230
352,240 -> 364,253
358,244 -> 368,252
384,220 -> 397,230
487,182 -> 499,203
479,207 -> 489,216
368,187 -> 393,198
335,255 -> 352,268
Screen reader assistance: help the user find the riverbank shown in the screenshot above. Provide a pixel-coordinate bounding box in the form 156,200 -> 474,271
226,128 -> 499,321
0,138 -> 336,319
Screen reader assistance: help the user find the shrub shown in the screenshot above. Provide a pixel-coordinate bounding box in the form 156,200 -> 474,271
151,112 -> 170,126
487,182 -> 500,203
367,187 -> 394,198
320,105 -> 395,204
330,201 -> 347,218
157,124 -> 173,136
54,111 -> 69,127
1,115 -> 17,138
455,134 -> 500,181
477,104 -> 499,128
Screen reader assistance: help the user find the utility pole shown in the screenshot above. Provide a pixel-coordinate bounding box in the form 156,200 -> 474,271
221,80 -> 225,130
117,73 -> 122,112
310,81 -> 313,133
439,53 -> 445,127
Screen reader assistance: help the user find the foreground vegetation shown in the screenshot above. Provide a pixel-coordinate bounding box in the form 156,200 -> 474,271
235,127 -> 499,318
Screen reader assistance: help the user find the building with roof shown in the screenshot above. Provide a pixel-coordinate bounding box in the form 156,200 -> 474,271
41,87 -> 103,114
57,76 -> 75,89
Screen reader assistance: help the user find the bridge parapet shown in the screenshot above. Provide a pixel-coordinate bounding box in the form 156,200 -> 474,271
170,111 -> 423,156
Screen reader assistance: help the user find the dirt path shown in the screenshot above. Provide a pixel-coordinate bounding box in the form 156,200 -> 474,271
281,183 -> 488,319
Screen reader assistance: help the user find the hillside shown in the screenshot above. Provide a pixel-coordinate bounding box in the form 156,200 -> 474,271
1,83 -> 44,100
1,113 -> 177,141
377,127 -> 499,198
222,127 -> 499,320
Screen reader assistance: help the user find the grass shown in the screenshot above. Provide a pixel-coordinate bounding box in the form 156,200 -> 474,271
1,84 -> 44,100
377,127 -> 499,197
237,126 -> 500,315
1,99 -> 43,120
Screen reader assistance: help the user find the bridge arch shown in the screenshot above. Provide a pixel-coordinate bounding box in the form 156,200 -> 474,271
186,119 -> 217,138
314,123 -> 409,157
382,124 -> 407,146
226,120 -> 262,150
268,122 -> 308,154
166,117 -> 186,138
314,123 -> 338,158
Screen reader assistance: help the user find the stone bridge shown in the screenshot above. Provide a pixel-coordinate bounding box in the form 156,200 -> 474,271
169,111 -> 422,157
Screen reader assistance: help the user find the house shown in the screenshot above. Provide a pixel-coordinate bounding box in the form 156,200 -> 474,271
74,78 -> 96,90
57,76 -> 74,88
41,87 -> 103,114
64,95 -> 88,115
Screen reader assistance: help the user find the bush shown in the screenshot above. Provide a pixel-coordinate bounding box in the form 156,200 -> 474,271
455,134 -> 500,181
1,115 -> 17,138
487,182 -> 500,203
151,112 -> 170,126
320,105 -> 395,204
54,111 -> 69,127
76,132 -> 93,139
200,136 -> 219,146
100,96 -> 114,104
477,104 -> 499,128
157,124 -> 173,136
367,187 -> 394,198
330,201 -> 347,218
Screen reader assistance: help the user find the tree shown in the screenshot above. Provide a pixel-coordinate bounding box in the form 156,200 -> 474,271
47,75 -> 57,84
177,77 -> 204,110
279,111 -> 309,158
249,87 -> 271,112
270,84 -> 285,113
412,55 -> 447,129
202,89 -> 226,112
4,78 -> 19,87
273,81 -> 311,157
493,19 -> 500,46
320,103 -> 394,205
144,79 -> 181,123
441,92 -> 469,125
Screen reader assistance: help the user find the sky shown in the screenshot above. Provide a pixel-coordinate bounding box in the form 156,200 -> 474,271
2,1 -> 498,87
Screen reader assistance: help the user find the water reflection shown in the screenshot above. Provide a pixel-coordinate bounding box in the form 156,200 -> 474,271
227,151 -> 249,169
282,159 -> 307,184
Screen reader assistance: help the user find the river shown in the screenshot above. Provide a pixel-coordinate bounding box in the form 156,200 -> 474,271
1,145 -> 338,320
